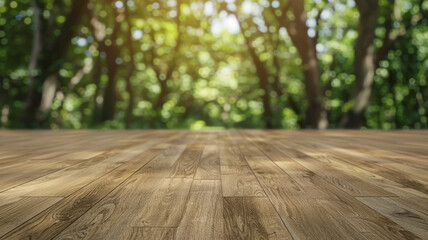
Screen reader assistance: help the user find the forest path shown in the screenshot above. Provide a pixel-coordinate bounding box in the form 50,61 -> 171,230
0,130 -> 427,239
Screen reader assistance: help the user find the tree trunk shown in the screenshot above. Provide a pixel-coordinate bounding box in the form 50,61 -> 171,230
300,43 -> 327,129
23,0 -> 43,128
242,32 -> 274,129
273,0 -> 327,129
91,55 -> 102,125
39,72 -> 57,113
23,0 -> 89,128
150,0 -> 182,128
342,0 -> 379,128
0,76 -> 10,127
230,10 -> 274,129
123,4 -> 136,128
154,0 -> 182,112
100,47 -> 119,122
99,3 -> 121,122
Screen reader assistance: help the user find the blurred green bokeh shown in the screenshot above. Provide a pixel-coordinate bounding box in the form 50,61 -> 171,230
0,0 -> 427,129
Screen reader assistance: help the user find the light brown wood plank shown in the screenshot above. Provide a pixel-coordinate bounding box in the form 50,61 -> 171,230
221,166 -> 265,197
0,157 -> 121,198
254,139 -> 395,197
245,156 -> 285,175
293,138 -> 428,194
53,175 -> 162,239
223,197 -> 292,240
194,145 -> 221,180
0,158 -> 83,193
133,177 -> 193,227
219,145 -> 248,166
357,197 -> 428,239
243,133 -> 419,239
0,130 -> 427,239
0,197 -> 62,237
176,180 -> 223,240
0,149 -> 163,240
219,132 -> 247,166
381,186 -> 428,215
138,144 -> 187,177
296,154 -> 396,197
168,144 -> 205,178
256,173 -> 412,240
129,227 -> 176,240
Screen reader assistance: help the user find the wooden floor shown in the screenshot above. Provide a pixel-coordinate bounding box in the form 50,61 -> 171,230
0,130 -> 427,240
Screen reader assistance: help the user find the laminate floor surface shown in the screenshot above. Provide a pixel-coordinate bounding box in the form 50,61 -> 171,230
0,130 -> 427,240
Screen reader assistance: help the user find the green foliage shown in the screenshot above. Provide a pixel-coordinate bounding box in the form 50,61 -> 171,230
0,0 -> 427,129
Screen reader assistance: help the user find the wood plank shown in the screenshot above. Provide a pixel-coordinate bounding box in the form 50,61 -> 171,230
243,134 -> 419,239
0,136 -> 167,200
129,228 -> 176,240
132,178 -> 193,227
194,145 -> 221,180
292,138 -> 428,194
138,144 -> 187,177
0,156 -> 121,198
271,137 -> 428,214
0,197 -> 62,237
254,139 -> 395,197
53,175 -> 162,239
245,156 -> 285,175
221,166 -> 265,197
223,197 -> 292,240
0,130 -> 427,239
219,145 -> 248,166
0,158 -> 83,193
357,197 -> 428,239
176,180 -> 223,240
168,144 -> 205,178
219,131 -> 247,166
295,154 -> 396,197
256,173 -> 415,240
296,149 -> 428,215
380,186 -> 428,215
1,149 -> 163,240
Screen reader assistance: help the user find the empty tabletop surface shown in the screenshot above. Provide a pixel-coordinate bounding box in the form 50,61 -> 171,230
0,130 -> 427,239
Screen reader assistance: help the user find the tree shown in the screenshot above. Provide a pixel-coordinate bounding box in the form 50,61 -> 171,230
0,0 -> 426,130
271,0 -> 328,129
88,1 -> 122,122
123,3 -> 137,128
342,0 -> 427,128
341,0 -> 379,128
150,0 -> 183,128
227,10 -> 274,128
24,0 -> 89,128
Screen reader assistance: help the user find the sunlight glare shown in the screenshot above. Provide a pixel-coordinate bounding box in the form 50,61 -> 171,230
211,14 -> 240,35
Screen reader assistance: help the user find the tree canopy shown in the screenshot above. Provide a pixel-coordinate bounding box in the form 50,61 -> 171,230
0,0 -> 427,129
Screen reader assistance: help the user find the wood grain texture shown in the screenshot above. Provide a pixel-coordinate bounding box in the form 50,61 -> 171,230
221,165 -> 265,197
194,145 -> 221,180
129,227 -> 176,240
0,130 -> 426,239
168,144 -> 205,178
219,145 -> 248,166
1,149 -> 162,240
53,175 -> 162,239
0,196 -> 62,235
357,197 -> 428,240
0,158 -> 83,193
219,132 -> 247,166
133,177 -> 193,227
223,197 -> 292,240
175,180 -> 223,240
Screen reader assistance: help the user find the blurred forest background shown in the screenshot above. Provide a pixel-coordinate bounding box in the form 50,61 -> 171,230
0,0 -> 427,129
